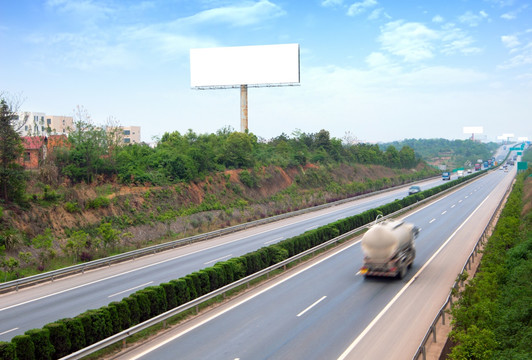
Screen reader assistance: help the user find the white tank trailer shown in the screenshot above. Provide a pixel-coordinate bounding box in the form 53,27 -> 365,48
360,217 -> 419,279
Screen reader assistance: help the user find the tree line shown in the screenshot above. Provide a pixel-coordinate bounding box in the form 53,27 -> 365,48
0,98 -> 421,201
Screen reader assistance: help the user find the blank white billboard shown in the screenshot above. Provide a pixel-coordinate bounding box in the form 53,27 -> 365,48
190,44 -> 300,88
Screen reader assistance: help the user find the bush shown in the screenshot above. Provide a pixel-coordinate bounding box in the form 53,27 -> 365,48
11,335 -> 34,360
86,196 -> 110,209
161,282 -> 177,310
131,292 -> 151,322
238,170 -> 258,188
109,301 -> 130,332
59,317 -> 85,352
64,201 -> 81,213
0,341 -> 16,360
123,296 -> 140,325
171,279 -> 190,305
43,322 -> 70,359
24,328 -> 54,360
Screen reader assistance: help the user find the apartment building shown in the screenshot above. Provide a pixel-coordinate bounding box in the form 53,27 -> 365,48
18,112 -> 73,136
108,125 -> 141,144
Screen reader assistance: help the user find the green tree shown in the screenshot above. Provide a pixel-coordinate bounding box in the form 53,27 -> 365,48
97,222 -> 121,251
63,230 -> 89,262
1,256 -> 19,281
61,105 -> 112,183
31,228 -> 56,269
221,132 -> 254,168
0,97 -> 26,203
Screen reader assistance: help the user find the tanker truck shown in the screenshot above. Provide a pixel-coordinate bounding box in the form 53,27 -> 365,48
360,216 -> 419,279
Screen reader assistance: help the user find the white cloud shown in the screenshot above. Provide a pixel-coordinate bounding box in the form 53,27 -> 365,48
46,0 -> 116,23
377,20 -> 481,62
501,35 -> 520,48
347,0 -> 377,16
378,21 -> 439,62
499,40 -> 532,69
321,0 -> 344,7
180,0 -> 285,27
501,12 -> 516,20
432,15 -> 444,23
458,10 -> 489,27
439,23 -> 481,55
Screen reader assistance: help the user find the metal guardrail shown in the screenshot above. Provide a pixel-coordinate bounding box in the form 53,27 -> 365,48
411,172 -> 515,360
0,177 -> 440,293
59,173 -> 484,360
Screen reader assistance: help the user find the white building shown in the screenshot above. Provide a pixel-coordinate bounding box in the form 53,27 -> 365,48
18,112 -> 73,136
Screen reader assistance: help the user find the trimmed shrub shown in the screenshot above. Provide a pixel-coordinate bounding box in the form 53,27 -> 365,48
123,296 -> 140,325
204,267 -> 219,292
24,328 -> 54,360
94,308 -> 114,339
140,288 -> 165,318
131,292 -> 151,322
109,301 -> 130,331
43,322 -> 70,359
183,275 -> 198,299
59,317 -> 85,352
171,279 -> 190,305
12,335 -> 34,360
161,282 -> 177,309
0,341 -> 16,360
213,264 -> 228,287
103,304 -> 120,333
197,271 -> 211,295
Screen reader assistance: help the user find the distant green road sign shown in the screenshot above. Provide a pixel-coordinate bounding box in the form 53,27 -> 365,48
518,151 -> 523,155
517,162 -> 528,172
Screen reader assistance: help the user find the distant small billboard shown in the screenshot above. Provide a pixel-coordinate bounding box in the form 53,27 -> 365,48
190,44 -> 300,88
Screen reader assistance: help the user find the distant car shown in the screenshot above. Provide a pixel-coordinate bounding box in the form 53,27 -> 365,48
408,185 -> 421,195
467,169 -> 472,174
504,167 -> 509,172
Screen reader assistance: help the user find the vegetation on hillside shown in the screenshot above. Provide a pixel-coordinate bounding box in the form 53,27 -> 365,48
382,138 -> 499,170
448,152 -> 532,359
53,122 -> 420,187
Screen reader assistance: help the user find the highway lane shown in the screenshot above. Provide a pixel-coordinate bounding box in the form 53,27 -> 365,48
115,168 -> 514,360
0,176 -> 445,341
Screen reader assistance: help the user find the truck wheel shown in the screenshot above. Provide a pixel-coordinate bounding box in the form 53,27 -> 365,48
398,266 -> 407,279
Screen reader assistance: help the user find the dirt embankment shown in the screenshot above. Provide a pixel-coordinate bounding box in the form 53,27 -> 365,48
1,162 -> 434,255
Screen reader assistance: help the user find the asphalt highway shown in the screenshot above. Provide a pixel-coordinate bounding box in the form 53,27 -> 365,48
112,166 -> 514,360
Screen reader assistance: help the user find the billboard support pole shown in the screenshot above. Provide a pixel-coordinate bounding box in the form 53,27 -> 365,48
240,84 -> 248,132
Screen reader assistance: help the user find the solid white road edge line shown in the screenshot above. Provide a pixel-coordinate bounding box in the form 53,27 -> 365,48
297,296 -> 327,317
336,194 -> 491,360
108,282 -> 154,298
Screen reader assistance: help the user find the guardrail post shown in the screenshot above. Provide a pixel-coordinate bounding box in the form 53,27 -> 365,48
122,339 -> 126,349
441,309 -> 446,325
432,325 -> 437,342
195,305 -> 199,314
163,320 -> 167,329
422,345 -> 426,360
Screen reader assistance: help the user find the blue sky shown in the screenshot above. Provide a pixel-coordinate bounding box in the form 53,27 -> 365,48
1,0 -> 531,143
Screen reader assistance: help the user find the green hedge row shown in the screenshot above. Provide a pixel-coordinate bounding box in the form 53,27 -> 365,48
0,171 -> 483,359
